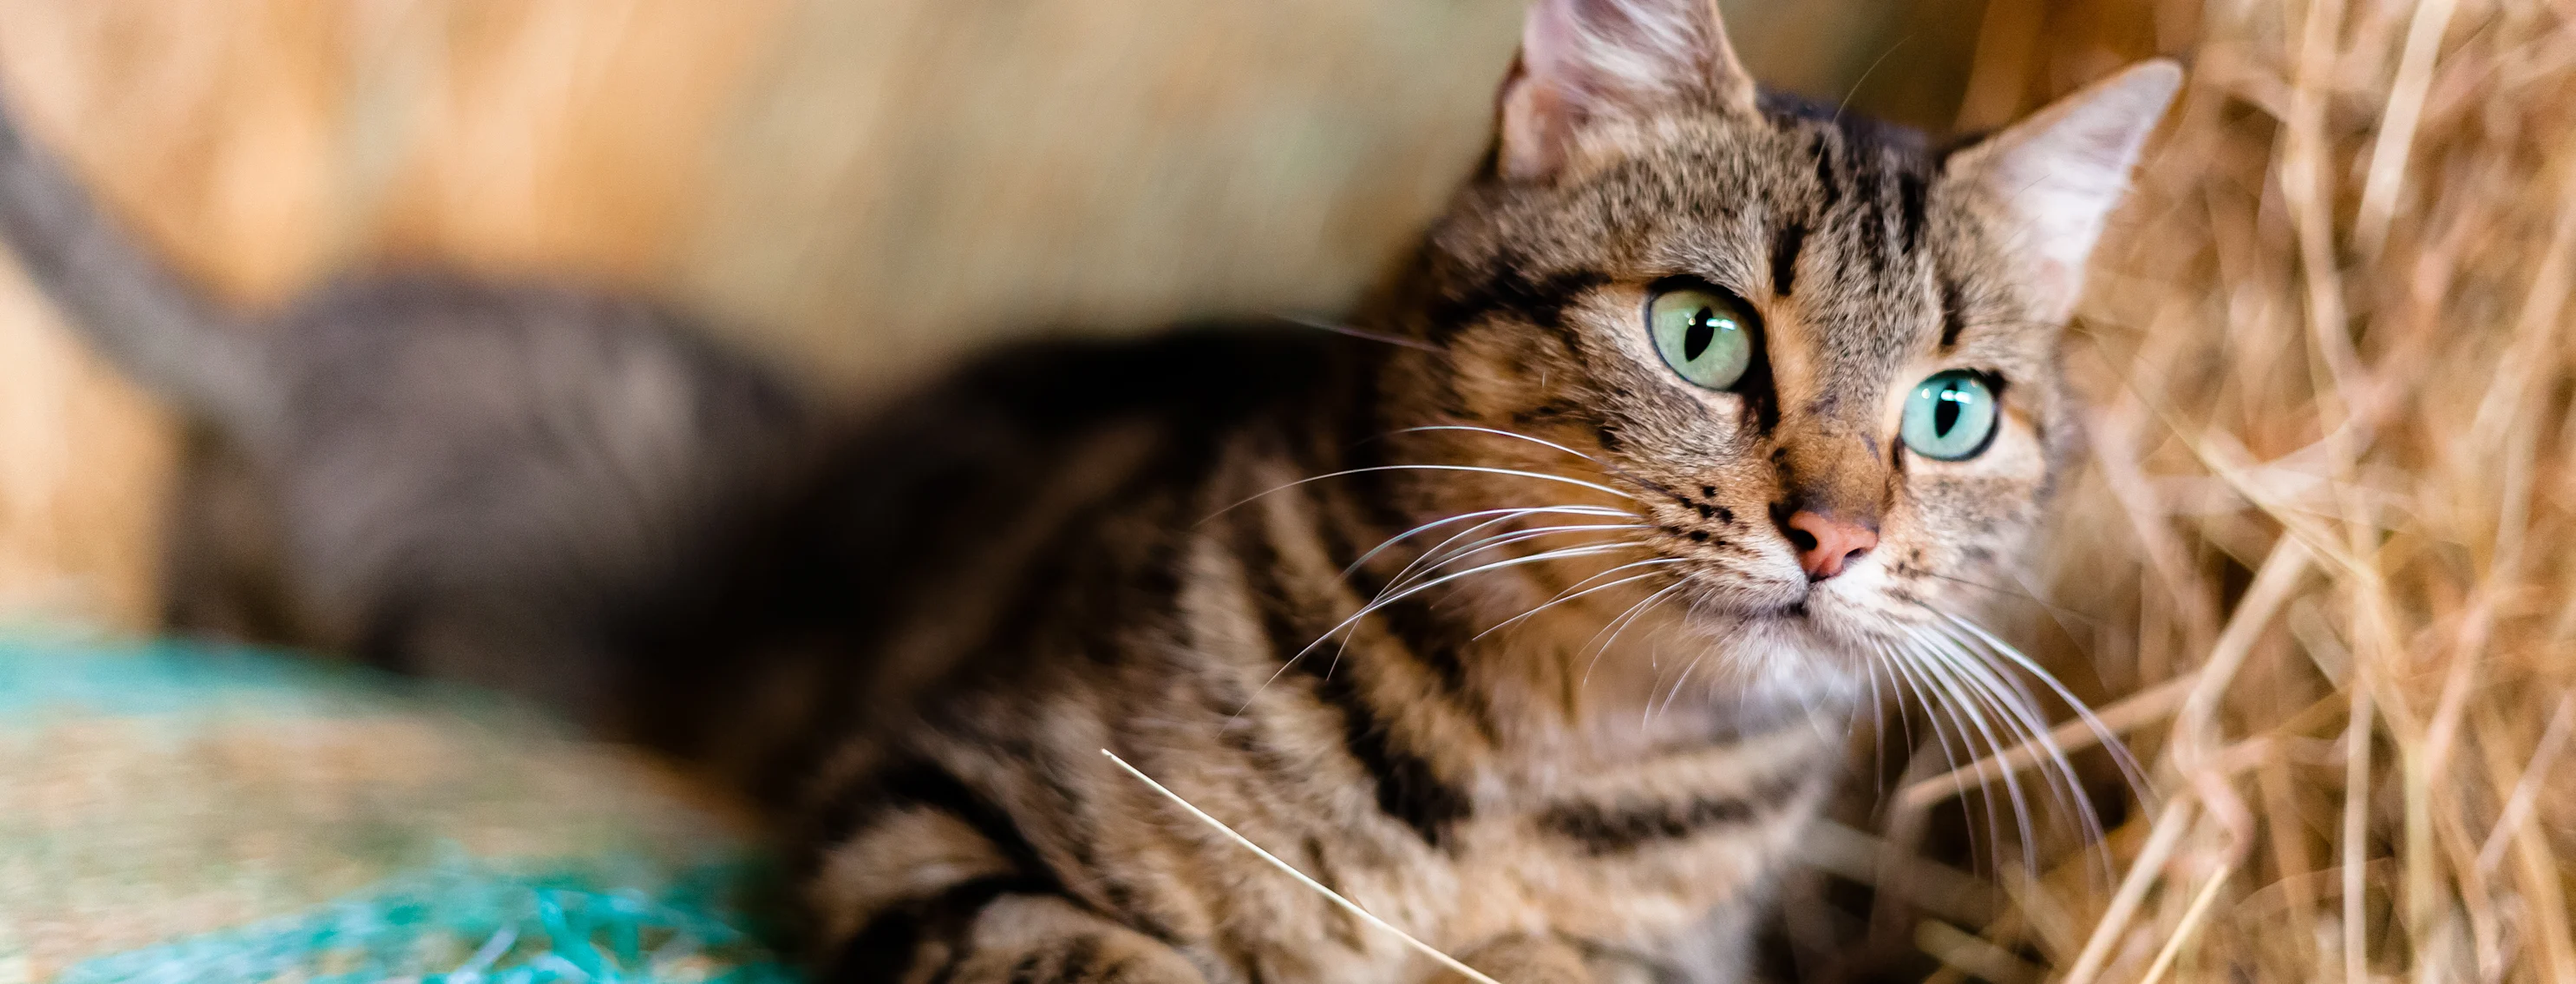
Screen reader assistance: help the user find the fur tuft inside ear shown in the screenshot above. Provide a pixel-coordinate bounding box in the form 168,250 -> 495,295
1946,59 -> 2183,318
1496,0 -> 1756,180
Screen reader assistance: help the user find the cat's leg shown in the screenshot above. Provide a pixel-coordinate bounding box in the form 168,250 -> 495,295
1429,934 -> 1598,984
934,895 -> 1208,983
821,887 -> 1207,984
952,895 -> 1211,982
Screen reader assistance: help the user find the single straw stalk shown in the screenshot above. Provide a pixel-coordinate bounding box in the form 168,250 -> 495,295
1102,750 -> 1502,984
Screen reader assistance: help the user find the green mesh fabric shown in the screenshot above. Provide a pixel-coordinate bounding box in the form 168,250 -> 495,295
0,632 -> 801,983
55,859 -> 796,984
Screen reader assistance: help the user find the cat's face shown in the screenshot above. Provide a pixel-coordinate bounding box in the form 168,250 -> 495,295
1376,0 -> 2176,695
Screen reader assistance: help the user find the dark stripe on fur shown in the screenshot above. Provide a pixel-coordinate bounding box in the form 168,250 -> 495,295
1299,472 -> 1490,727
1232,507 -> 1475,848
1939,277 -> 1966,350
1429,249 -> 1610,344
827,875 -> 1050,984
1535,772 -> 1809,855
1808,134 -> 1840,213
1301,836 -> 1371,949
1002,934 -> 1108,984
1769,222 -> 1807,297
1370,589 -> 1493,733
1898,172 -> 1928,256
1319,672 -> 1474,849
812,759 -> 1062,892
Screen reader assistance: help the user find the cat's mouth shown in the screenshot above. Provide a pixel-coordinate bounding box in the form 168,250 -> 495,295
1672,565 -> 1912,644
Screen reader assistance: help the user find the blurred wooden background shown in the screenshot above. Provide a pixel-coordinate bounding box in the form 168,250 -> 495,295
0,0 -> 2161,632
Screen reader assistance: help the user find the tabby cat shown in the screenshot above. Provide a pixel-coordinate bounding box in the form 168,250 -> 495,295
0,0 -> 2180,980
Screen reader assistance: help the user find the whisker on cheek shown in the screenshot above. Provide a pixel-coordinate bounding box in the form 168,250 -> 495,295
1938,613 -> 2152,804
1389,521 -> 1645,596
1206,462 -> 1644,527
1344,504 -> 1640,581
1900,633 -> 2032,871
1579,581 -> 1690,689
1397,423 -> 1604,462
1873,640 -> 1984,863
1476,559 -> 1685,641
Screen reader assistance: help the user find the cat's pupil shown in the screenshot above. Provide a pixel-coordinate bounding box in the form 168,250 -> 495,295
1682,308 -> 1716,361
1934,387 -> 1962,436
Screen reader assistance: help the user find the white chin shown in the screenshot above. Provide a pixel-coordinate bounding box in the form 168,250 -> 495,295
1677,607 -> 1873,690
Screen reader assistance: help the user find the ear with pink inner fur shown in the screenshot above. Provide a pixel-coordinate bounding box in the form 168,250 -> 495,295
1494,0 -> 1759,181
1945,60 -> 2185,319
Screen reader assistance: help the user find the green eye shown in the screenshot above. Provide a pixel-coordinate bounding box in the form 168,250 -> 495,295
1648,285 -> 1756,390
1900,370 -> 2002,461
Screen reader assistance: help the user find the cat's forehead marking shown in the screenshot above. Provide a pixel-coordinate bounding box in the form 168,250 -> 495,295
1734,99 -> 1950,439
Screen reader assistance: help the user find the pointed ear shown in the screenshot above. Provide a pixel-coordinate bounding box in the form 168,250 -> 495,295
1945,60 -> 2182,318
1496,0 -> 1759,181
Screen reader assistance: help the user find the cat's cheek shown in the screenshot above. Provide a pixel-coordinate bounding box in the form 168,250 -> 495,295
1883,477 -> 2033,572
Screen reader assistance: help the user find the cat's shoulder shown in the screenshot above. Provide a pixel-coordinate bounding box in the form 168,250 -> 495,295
860,320 -> 1356,447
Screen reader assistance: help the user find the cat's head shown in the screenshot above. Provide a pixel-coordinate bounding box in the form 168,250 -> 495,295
1370,0 -> 2177,695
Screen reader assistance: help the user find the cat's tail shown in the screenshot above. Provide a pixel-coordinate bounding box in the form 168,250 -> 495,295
0,88 -> 280,441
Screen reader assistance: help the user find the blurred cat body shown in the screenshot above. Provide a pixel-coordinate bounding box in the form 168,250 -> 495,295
0,106 -> 814,719
0,0 -> 2177,981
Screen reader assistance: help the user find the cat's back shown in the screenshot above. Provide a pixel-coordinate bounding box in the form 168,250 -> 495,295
666,322 -> 1354,641
619,323 -> 1359,772
815,322 -> 1348,503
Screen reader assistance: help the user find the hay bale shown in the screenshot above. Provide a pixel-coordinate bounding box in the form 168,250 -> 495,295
1873,1 -> 2576,980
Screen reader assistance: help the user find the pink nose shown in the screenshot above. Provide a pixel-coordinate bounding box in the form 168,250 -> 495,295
1784,510 -> 1878,581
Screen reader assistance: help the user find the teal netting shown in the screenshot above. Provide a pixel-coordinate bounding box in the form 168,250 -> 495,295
59,859 -> 799,984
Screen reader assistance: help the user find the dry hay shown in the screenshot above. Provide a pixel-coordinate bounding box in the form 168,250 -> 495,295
1842,0 -> 2576,981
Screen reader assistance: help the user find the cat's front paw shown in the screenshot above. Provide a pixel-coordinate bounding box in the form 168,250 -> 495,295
1429,934 -> 1598,984
934,895 -> 1210,984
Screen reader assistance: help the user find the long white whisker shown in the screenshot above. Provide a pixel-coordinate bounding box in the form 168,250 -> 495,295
1649,594 -> 1731,725
1901,635 -> 2027,871
1863,656 -> 1891,804
1907,633 -> 2043,875
1579,582 -> 1687,686
1206,465 -> 1642,524
1400,523 -> 1649,588
1397,425 -> 1603,462
1590,581 -> 1683,665
1925,624 -> 2127,888
1270,313 -> 1448,354
1382,512 -> 1638,596
1381,511 -> 1568,595
1474,561 -> 1684,640
1878,647 -> 1918,757
1341,505 -> 1637,581
1919,626 -> 2112,865
1874,640 -> 1984,863
1232,541 -> 1642,723
1339,533 -> 1638,679
1648,649 -> 1711,727
1298,542 -> 1638,664
1638,610 -> 1710,725
1308,515 -> 1633,687
1938,612 -> 2154,804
